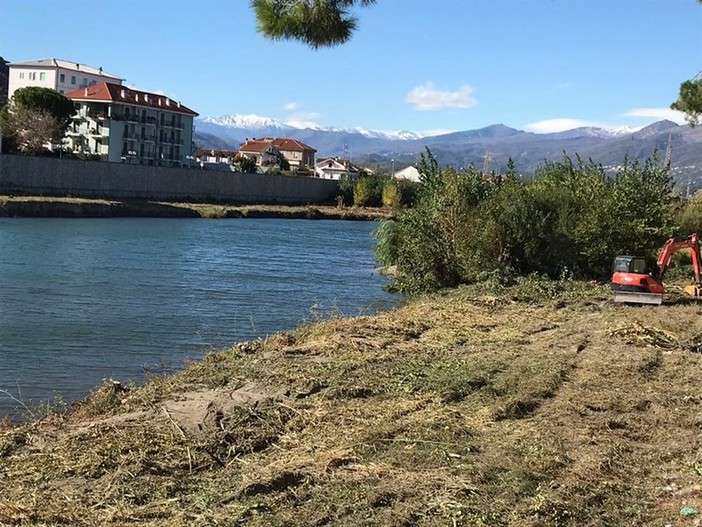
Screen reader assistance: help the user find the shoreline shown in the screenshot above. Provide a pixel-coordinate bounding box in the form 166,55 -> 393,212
2,283 -> 702,524
0,195 -> 396,220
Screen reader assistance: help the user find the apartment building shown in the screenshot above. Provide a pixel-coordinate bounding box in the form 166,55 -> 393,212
64,83 -> 198,167
7,58 -> 123,99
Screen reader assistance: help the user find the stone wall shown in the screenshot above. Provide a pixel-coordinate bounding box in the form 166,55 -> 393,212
0,154 -> 339,205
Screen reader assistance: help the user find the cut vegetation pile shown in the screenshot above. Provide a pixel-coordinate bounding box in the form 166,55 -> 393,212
2,281 -> 702,526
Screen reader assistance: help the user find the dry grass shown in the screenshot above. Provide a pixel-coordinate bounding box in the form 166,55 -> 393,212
2,281 -> 702,526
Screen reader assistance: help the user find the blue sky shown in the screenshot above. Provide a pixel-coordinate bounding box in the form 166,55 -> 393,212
1,0 -> 701,134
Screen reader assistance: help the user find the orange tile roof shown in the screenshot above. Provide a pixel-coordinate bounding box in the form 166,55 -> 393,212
239,139 -> 275,154
239,137 -> 316,153
271,138 -> 316,153
64,82 -> 198,116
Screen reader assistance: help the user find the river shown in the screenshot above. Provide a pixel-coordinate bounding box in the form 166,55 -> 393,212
0,218 -> 399,418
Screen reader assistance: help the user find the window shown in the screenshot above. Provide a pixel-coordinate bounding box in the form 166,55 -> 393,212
71,76 -> 76,85
29,72 -> 36,80
39,72 -> 46,81
60,73 -> 65,83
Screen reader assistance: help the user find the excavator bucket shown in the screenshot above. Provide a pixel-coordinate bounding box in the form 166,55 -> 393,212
683,284 -> 702,297
612,291 -> 663,305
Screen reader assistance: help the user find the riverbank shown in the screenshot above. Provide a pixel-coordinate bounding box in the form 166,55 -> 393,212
2,279 -> 701,525
0,195 -> 396,220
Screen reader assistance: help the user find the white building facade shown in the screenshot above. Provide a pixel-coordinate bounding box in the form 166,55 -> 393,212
314,157 -> 361,180
64,83 -> 198,167
7,58 -> 123,99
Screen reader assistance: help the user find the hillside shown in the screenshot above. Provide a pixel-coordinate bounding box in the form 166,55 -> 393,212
2,280 -> 702,526
194,118 -> 702,189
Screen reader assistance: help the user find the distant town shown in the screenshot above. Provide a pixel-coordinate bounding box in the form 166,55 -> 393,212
0,57 -> 420,182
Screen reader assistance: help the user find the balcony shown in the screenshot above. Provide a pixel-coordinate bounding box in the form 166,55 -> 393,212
125,115 -> 140,122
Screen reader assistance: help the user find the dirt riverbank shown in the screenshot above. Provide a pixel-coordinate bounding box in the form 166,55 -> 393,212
0,195 -> 395,220
2,281 -> 702,525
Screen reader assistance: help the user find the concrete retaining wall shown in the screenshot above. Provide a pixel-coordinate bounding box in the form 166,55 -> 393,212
0,154 -> 339,204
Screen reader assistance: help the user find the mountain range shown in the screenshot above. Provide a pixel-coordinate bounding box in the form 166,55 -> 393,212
193,114 -> 702,187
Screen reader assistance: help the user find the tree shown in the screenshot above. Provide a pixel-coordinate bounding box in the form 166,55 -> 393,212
238,155 -> 259,173
670,1 -> 702,125
0,87 -> 75,154
671,75 -> 702,127
251,0 -> 376,48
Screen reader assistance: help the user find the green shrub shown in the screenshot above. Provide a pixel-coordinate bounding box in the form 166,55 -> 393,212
376,149 -> 677,293
353,174 -> 386,207
381,180 -> 401,208
678,194 -> 702,235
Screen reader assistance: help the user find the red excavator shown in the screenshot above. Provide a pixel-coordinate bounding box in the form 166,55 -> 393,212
611,233 -> 702,305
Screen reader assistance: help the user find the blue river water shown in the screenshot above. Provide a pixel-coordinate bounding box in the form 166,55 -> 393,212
0,218 -> 399,417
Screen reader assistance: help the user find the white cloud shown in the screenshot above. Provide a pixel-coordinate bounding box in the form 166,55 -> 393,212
523,118 -> 600,133
624,107 -> 687,124
284,112 -> 322,129
525,108 -> 689,134
284,102 -> 298,111
403,82 -> 477,111
125,84 -> 170,97
415,128 -> 456,137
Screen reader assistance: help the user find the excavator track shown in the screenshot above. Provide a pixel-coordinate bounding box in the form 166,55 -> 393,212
613,291 -> 663,305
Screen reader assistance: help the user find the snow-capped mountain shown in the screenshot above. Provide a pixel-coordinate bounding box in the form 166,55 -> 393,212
193,115 -> 702,184
196,114 -> 426,141
199,114 -> 293,130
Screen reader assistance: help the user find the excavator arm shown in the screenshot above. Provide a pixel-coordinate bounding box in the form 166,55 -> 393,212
611,233 -> 702,304
655,233 -> 702,283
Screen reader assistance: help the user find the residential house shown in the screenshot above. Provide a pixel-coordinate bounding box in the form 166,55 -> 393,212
314,157 -> 362,180
64,83 -> 198,167
195,148 -> 239,165
238,139 -> 280,167
270,138 -> 316,171
7,58 -> 123,99
239,137 -> 316,171
194,148 -> 240,171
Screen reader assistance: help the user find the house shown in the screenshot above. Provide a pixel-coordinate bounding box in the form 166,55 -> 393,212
270,138 -> 316,171
314,157 -> 362,180
393,165 -> 422,182
239,137 -> 317,171
238,139 -> 280,167
7,58 -> 123,99
195,148 -> 239,165
64,83 -> 198,167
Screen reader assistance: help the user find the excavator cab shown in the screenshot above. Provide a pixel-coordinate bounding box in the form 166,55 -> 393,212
611,256 -> 664,305
611,234 -> 702,305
